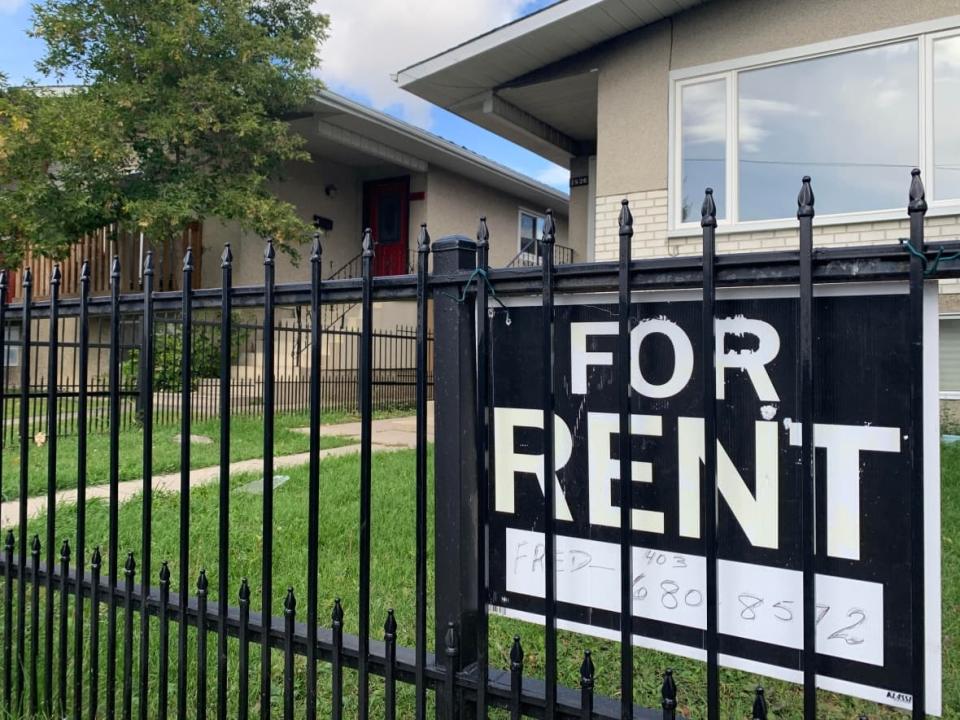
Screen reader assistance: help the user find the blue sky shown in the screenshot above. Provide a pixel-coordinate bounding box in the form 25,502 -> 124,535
0,0 -> 569,192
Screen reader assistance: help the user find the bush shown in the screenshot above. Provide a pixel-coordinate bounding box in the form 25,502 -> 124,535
122,316 -> 247,391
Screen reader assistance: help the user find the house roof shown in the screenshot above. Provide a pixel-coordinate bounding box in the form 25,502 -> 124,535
17,84 -> 569,213
395,0 -> 708,164
303,90 -> 569,213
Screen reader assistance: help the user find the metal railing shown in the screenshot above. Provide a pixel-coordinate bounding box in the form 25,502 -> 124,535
0,315 -> 430,443
506,238 -> 575,268
0,171 -> 948,720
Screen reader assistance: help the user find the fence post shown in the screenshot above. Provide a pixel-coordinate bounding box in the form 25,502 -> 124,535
432,235 -> 478,719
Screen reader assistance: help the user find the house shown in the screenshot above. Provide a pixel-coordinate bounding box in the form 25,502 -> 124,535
3,89 -> 572,418
203,90 -> 573,293
14,89 -> 573,306
395,0 -> 960,409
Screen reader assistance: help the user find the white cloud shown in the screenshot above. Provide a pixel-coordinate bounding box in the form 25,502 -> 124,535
535,164 -> 570,190
0,0 -> 26,14
315,0 -> 528,126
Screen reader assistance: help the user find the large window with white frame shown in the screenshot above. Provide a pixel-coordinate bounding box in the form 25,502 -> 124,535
671,24 -> 960,232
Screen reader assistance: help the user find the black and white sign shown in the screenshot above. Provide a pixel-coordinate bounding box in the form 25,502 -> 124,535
489,283 -> 941,714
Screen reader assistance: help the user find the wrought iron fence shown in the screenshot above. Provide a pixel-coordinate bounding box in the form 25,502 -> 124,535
0,169 -> 948,720
0,313 -> 430,444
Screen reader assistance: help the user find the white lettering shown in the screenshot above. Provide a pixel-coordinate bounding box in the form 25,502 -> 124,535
494,407 -> 574,521
715,316 -> 781,402
570,322 -> 617,395
587,412 -> 664,533
678,418 -> 780,549
631,318 -> 694,399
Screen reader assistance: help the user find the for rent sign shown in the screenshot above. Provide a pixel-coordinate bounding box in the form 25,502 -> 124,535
488,283 -> 942,714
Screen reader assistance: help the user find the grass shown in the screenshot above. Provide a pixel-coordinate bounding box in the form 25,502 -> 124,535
0,411 -> 373,502
3,441 -> 957,718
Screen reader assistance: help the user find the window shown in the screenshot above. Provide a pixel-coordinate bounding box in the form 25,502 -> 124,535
934,36 -> 960,201
941,317 -> 960,397
3,325 -> 19,368
519,210 -> 546,258
671,23 -> 960,231
680,80 -> 727,223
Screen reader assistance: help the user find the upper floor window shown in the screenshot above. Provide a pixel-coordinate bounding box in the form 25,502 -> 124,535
672,24 -> 960,231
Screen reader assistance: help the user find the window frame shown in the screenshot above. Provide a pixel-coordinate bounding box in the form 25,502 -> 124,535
517,207 -> 546,259
940,314 -> 960,399
667,15 -> 960,237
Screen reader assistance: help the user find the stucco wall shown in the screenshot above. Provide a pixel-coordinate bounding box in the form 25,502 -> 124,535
202,156 -> 567,289
426,166 -> 572,268
201,157 -> 365,289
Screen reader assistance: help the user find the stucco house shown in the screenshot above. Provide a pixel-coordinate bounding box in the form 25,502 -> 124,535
15,89 -> 572,308
7,90 -> 571,404
395,0 -> 960,405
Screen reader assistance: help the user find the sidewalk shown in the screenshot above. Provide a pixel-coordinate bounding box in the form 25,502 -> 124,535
0,407 -> 435,528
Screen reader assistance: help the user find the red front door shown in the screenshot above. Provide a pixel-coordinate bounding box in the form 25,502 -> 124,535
364,178 -> 410,276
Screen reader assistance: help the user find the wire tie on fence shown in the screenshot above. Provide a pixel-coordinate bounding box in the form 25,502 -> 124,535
900,238 -> 960,277
437,267 -> 512,326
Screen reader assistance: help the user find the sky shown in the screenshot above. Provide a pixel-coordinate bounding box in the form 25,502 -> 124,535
0,0 -> 570,192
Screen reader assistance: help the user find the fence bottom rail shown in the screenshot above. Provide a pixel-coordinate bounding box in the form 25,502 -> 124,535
0,555 -> 656,719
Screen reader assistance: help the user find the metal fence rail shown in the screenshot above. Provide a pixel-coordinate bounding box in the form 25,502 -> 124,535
0,314 -> 431,444
0,169 -> 951,719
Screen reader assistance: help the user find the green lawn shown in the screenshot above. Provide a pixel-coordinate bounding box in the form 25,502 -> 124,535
0,412 -> 361,502
4,442 -> 958,718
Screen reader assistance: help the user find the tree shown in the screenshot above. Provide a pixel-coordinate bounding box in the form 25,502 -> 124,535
0,0 -> 328,262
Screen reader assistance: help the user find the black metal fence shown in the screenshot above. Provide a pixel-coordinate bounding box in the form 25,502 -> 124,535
0,170 -> 947,720
0,313 -> 430,444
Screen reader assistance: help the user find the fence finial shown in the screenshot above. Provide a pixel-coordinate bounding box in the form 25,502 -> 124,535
362,228 -> 374,258
661,669 -> 677,710
384,608 -> 397,637
220,244 -> 233,269
909,168 -> 928,214
183,246 -> 194,272
617,198 -> 633,235
31,534 -> 41,554
417,224 -> 431,253
239,577 -> 250,602
0,269 -> 7,295
332,597 -> 344,626
4,530 -> 13,552
509,635 -> 523,669
310,234 -> 321,264
80,259 -> 90,283
284,586 -> 295,612
618,198 -> 633,235
124,552 -> 136,576
22,267 -> 32,289
143,251 -> 154,276
111,255 -> 121,281
264,239 -> 276,266
579,649 -> 595,687
59,539 -> 70,561
51,263 -> 62,286
91,546 -> 102,568
198,569 -> 209,593
159,561 -> 170,584
476,217 -> 490,248
701,188 -> 717,228
797,176 -> 815,219
752,686 -> 768,720
542,209 -> 556,246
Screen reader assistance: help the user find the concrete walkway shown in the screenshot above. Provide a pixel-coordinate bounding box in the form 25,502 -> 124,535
1,407 -> 434,528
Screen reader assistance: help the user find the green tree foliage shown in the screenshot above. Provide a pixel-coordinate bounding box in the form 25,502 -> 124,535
0,0 -> 328,263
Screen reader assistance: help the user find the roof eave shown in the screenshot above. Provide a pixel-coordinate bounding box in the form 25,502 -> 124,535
312,91 -> 569,210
